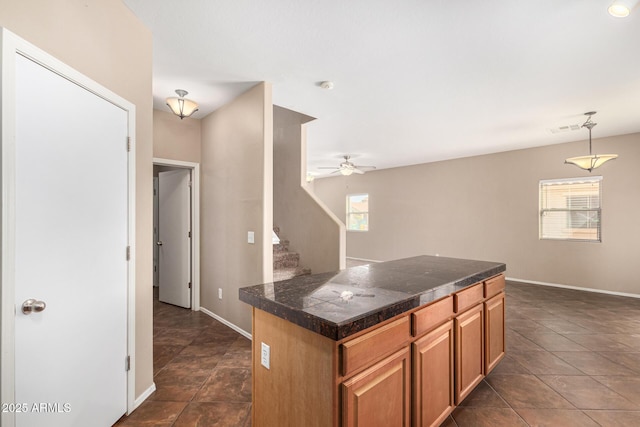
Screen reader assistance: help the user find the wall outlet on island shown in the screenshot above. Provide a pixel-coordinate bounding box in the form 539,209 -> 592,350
261,342 -> 270,369
218,288 -> 222,299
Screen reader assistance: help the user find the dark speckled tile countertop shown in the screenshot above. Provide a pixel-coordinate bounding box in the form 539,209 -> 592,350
239,255 -> 505,341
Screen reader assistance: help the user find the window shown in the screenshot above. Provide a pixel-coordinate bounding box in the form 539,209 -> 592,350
539,177 -> 602,242
346,193 -> 369,231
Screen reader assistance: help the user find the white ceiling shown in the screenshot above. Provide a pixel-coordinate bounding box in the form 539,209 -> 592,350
122,0 -> 640,175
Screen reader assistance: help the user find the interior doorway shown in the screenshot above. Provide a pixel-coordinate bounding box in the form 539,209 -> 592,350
153,158 -> 200,311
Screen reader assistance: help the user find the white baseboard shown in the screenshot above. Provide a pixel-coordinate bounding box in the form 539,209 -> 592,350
347,257 -> 382,263
200,306 -> 252,340
507,276 -> 640,299
131,382 -> 156,413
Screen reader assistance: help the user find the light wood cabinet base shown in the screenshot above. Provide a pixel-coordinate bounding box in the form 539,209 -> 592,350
342,347 -> 411,427
485,292 -> 505,373
454,303 -> 484,404
412,320 -> 454,427
250,274 -> 506,426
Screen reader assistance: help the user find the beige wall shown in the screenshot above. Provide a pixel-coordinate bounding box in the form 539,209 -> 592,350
0,0 -> 154,399
153,109 -> 201,163
314,133 -> 640,295
273,106 -> 345,274
200,83 -> 273,333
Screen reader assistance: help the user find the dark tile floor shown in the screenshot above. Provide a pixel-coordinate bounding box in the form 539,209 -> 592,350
442,280 -> 640,427
113,290 -> 252,427
115,281 -> 640,426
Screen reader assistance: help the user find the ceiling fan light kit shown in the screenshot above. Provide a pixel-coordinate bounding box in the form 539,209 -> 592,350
564,112 -> 618,172
166,89 -> 199,119
318,155 -> 376,176
340,167 -> 354,176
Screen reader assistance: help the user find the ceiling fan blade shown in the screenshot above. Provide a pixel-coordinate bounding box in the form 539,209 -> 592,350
318,155 -> 377,175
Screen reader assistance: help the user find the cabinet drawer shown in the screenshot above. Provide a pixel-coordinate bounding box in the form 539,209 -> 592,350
454,283 -> 483,313
411,296 -> 453,337
484,274 -> 505,298
341,317 -> 410,378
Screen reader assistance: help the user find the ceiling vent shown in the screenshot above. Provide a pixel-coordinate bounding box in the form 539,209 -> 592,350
548,124 -> 581,134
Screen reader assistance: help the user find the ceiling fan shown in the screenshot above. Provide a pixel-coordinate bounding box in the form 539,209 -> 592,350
318,155 -> 377,176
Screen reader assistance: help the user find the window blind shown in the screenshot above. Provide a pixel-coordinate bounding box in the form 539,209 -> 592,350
539,176 -> 602,242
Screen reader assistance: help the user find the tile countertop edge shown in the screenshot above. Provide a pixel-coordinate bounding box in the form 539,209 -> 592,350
239,290 -> 343,340
239,259 -> 506,341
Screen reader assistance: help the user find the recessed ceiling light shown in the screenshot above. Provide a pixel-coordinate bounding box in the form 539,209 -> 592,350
608,0 -> 639,17
320,81 -> 334,90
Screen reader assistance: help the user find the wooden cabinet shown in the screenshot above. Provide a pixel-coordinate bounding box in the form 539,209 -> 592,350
341,317 -> 411,377
483,273 -> 505,375
342,347 -> 411,427
412,296 -> 453,337
454,283 -> 483,313
454,303 -> 484,404
485,292 -> 505,374
412,320 -> 454,427
484,274 -> 505,299
250,273 -> 506,426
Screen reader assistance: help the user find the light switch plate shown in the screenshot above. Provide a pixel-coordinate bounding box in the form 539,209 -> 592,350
248,231 -> 255,244
261,342 -> 270,369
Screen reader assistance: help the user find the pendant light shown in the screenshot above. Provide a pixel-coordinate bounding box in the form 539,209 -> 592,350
166,89 -> 199,119
564,112 -> 618,172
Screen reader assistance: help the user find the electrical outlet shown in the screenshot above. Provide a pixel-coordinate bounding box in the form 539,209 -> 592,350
218,288 -> 222,299
248,231 -> 255,244
261,342 -> 270,369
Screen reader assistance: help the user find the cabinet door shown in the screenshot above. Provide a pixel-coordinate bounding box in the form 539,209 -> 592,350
485,292 -> 505,374
412,320 -> 454,427
342,347 -> 410,427
454,303 -> 484,404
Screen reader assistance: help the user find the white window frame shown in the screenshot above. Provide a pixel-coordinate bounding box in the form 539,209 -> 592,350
539,176 -> 603,242
346,193 -> 369,232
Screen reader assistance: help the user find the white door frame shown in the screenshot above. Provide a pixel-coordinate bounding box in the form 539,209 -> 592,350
0,28 -> 137,425
153,158 -> 201,311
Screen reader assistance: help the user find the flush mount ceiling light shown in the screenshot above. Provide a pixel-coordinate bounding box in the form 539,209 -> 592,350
564,112 -> 618,172
319,81 -> 334,90
608,0 -> 639,17
166,89 -> 199,119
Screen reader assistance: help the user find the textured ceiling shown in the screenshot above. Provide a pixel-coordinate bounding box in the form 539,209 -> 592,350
123,0 -> 640,175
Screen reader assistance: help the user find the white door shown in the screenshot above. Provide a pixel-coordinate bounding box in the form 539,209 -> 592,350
158,169 -> 191,308
13,53 -> 128,426
153,176 -> 160,287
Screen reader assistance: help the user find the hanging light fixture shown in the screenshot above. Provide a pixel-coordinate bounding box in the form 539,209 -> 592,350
166,89 -> 199,119
564,112 -> 618,172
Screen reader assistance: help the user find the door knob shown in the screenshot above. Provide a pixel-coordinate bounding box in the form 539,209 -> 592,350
156,241 -> 163,246
22,299 -> 46,315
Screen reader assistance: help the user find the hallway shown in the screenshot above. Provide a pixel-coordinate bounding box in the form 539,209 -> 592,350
114,294 -> 251,426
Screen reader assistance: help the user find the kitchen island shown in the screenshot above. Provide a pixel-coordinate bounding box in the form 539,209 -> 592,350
239,255 -> 506,427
